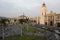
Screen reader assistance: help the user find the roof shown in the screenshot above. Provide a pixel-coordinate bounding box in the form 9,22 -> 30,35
18,15 -> 27,18
56,14 -> 60,15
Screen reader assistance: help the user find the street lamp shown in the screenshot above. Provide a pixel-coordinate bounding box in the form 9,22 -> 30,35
20,24 -> 22,36
26,23 -> 28,32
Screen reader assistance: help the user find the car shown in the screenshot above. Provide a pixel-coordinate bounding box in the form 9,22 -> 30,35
54,30 -> 60,34
41,27 -> 48,30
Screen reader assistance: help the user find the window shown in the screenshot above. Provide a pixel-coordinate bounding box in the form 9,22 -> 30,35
42,13 -> 43,15
45,12 -> 46,15
51,16 -> 52,18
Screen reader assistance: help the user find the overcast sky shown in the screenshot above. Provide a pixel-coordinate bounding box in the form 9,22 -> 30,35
0,0 -> 60,18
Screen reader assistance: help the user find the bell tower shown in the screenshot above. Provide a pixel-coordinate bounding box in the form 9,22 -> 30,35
40,3 -> 48,25
41,3 -> 47,16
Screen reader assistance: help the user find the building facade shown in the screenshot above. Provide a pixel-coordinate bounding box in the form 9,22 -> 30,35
38,3 -> 60,27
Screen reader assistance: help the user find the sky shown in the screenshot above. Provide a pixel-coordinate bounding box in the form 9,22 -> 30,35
0,0 -> 60,18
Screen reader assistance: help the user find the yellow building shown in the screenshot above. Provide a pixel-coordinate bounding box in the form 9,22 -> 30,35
16,15 -> 28,20
9,13 -> 29,23
38,3 -> 60,27
30,17 -> 38,23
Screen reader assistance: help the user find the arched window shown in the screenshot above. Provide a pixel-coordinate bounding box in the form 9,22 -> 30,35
42,13 -> 43,15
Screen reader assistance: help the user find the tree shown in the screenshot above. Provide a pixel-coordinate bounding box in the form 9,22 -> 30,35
0,18 -> 9,40
18,18 -> 29,24
14,19 -> 16,22
0,18 -> 9,25
18,18 -> 29,36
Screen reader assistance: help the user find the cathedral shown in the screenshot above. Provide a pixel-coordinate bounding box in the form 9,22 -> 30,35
37,3 -> 60,27
9,3 -> 60,27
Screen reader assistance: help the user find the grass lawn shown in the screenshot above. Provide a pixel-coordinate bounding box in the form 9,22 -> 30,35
4,23 -> 47,40
21,24 -> 46,33
23,26 -> 45,33
4,35 -> 47,40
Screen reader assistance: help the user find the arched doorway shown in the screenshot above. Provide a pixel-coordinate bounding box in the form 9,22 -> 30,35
50,21 -> 53,26
57,23 -> 60,27
45,22 -> 47,25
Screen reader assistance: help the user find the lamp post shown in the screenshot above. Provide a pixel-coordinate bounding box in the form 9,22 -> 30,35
2,25 -> 4,40
20,24 -> 22,36
26,23 -> 28,32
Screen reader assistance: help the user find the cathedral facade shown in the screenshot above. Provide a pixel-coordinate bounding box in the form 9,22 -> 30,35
37,3 -> 60,27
